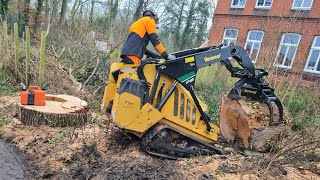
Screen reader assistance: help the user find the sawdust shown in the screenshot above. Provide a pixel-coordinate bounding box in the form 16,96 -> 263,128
0,94 -> 319,179
285,166 -> 320,180
0,94 -> 20,109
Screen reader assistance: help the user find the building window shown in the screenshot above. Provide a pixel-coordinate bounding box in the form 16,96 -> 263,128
304,36 -> 320,74
231,0 -> 246,8
292,0 -> 314,10
275,33 -> 301,69
244,30 -> 264,63
255,0 -> 272,9
222,29 -> 238,46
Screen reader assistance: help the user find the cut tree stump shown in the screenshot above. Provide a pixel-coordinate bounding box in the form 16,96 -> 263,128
219,94 -> 289,152
18,94 -> 88,127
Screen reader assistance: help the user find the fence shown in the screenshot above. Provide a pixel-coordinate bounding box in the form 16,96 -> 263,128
0,20 -> 47,88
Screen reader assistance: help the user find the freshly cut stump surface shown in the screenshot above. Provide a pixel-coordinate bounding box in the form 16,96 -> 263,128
18,94 -> 88,127
219,94 -> 288,151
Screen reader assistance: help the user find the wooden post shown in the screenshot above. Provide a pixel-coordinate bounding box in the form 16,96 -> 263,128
14,23 -> 19,81
0,22 -> 2,69
3,21 -> 8,65
39,31 -> 46,88
26,26 -> 31,88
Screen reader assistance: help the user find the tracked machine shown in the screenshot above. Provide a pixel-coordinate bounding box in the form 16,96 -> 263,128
101,45 -> 284,159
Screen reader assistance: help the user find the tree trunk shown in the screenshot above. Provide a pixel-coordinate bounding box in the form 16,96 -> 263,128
79,0 -> 83,26
18,94 -> 88,127
111,0 -> 119,24
133,0 -> 143,21
219,94 -> 288,151
195,1 -> 209,46
71,0 -> 79,17
35,0 -> 44,31
174,1 -> 186,51
36,0 -> 43,16
195,16 -> 207,46
59,0 -> 68,24
17,0 -> 22,18
44,0 -> 49,21
71,0 -> 80,25
50,0 -> 58,24
23,0 -> 31,24
180,0 -> 196,49
89,0 -> 95,23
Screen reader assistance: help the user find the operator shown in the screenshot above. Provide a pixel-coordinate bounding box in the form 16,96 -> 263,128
120,10 -> 176,64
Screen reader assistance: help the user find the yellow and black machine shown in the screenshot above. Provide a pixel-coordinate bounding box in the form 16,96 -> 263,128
102,45 -> 284,159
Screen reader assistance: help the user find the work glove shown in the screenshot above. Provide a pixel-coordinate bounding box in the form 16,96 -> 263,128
166,54 -> 176,60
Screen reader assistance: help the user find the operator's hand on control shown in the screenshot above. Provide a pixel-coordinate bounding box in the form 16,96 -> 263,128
166,54 -> 176,60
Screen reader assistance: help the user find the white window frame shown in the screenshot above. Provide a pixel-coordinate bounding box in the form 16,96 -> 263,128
304,36 -> 320,74
222,28 -> 239,46
275,33 -> 301,69
255,0 -> 273,9
291,0 -> 314,10
244,30 -> 265,63
230,0 -> 246,9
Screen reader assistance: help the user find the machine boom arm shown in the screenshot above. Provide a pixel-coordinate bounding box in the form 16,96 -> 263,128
137,45 -> 284,132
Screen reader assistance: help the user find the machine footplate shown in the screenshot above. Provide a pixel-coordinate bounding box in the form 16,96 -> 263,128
141,124 -> 223,159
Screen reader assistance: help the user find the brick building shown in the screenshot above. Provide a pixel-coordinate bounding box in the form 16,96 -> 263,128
209,0 -> 320,88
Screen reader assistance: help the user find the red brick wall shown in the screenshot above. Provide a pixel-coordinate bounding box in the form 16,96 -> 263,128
209,0 -> 320,89
215,0 -> 320,17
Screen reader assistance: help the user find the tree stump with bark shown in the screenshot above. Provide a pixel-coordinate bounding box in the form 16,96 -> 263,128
219,94 -> 289,152
18,94 -> 88,127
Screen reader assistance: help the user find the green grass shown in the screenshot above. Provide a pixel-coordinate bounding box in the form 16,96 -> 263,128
280,89 -> 320,130
195,64 -> 235,124
0,118 -> 11,126
87,96 -> 102,112
0,67 -> 17,96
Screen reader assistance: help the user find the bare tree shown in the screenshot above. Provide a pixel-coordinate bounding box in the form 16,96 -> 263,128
50,0 -> 59,24
79,0 -> 83,25
89,0 -> 95,23
59,0 -> 67,24
23,0 -> 31,24
110,0 -> 119,25
133,0 -> 144,21
180,0 -> 196,49
44,0 -> 49,21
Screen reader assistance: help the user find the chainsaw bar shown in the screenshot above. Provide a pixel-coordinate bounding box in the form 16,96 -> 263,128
141,123 -> 224,160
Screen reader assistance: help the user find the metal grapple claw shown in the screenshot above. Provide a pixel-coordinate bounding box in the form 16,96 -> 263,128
228,69 -> 284,125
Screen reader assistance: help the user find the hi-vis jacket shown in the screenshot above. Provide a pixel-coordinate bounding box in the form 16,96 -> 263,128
121,16 -> 168,64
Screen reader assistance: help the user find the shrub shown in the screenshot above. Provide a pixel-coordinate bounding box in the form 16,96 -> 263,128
281,89 -> 320,130
0,67 -> 16,96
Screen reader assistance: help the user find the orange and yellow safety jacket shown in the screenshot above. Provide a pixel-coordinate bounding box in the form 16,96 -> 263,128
121,16 -> 168,64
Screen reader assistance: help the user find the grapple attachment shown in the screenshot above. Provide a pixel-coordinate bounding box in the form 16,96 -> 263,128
218,46 -> 284,125
227,68 -> 284,125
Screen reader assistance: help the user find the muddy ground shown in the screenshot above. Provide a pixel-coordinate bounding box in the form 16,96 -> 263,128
0,139 -> 29,179
0,94 -> 319,179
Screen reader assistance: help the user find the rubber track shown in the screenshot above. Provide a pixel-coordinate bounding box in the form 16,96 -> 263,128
141,124 -> 224,159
